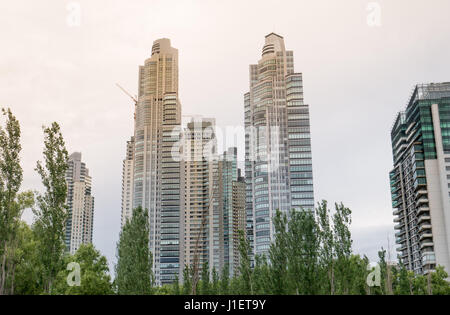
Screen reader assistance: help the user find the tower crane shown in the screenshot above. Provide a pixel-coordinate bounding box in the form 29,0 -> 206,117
116,83 -> 137,120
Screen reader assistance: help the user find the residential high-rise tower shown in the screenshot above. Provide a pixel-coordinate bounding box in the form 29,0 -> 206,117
65,152 -> 95,255
131,38 -> 181,285
390,82 -> 450,275
244,33 -> 314,257
121,136 -> 134,227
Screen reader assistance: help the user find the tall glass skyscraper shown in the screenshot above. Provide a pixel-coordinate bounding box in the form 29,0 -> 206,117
390,82 -> 450,275
244,33 -> 314,257
131,38 -> 181,285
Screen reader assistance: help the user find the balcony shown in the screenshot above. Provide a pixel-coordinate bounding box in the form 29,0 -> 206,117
420,241 -> 434,249
422,252 -> 436,266
418,223 -> 432,232
394,223 -> 403,230
420,232 -> 433,240
417,215 -> 431,224
416,197 -> 429,206
415,189 -> 428,197
417,206 -> 430,215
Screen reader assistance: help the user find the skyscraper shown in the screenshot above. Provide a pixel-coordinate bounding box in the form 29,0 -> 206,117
160,92 -> 183,284
65,152 -> 95,255
131,38 -> 181,284
231,170 -> 246,275
245,33 -> 314,257
390,82 -> 450,275
121,136 -> 134,227
181,118 -> 217,276
211,147 -> 246,276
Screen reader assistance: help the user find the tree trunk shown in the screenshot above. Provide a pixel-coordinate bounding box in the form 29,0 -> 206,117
10,263 -> 15,295
330,264 -> 335,295
0,242 -> 7,295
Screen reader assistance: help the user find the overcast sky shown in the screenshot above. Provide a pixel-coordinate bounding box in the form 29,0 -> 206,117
1,0 -> 450,271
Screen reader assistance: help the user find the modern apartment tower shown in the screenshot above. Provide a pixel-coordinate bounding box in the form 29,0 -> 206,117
121,136 -> 134,227
212,147 -> 246,276
181,118 -> 217,276
245,33 -> 314,257
65,152 -> 95,255
231,170 -> 246,275
390,82 -> 450,275
131,38 -> 181,285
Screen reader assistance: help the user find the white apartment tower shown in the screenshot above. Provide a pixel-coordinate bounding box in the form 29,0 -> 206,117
121,136 -> 135,227
65,152 -> 95,255
181,118 -> 217,276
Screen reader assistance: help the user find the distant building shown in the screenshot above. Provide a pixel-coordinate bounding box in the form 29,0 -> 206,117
390,82 -> 450,275
65,152 -> 94,255
121,136 -> 134,227
181,118 -> 217,276
231,170 -> 246,275
212,147 -> 246,276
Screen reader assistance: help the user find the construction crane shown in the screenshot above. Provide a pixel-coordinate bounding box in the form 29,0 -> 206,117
116,83 -> 137,120
116,83 -> 138,105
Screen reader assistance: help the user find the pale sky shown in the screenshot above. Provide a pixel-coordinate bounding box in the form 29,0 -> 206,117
1,0 -> 450,271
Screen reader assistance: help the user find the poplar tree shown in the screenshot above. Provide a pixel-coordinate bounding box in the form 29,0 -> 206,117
32,122 -> 69,294
115,206 -> 153,295
0,109 -> 33,295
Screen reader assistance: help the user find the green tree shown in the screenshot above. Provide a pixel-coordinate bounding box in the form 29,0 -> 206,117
268,210 -> 289,294
238,229 -> 253,294
0,109 -> 34,295
32,122 -> 68,294
7,221 -> 42,295
316,200 -> 335,294
430,266 -> 450,295
115,206 -> 153,295
211,267 -> 219,295
287,209 -> 320,294
172,275 -> 180,295
53,243 -> 113,295
219,264 -> 229,295
252,254 -> 271,294
332,202 -> 353,294
182,265 -> 192,295
199,261 -> 210,295
394,263 -> 414,295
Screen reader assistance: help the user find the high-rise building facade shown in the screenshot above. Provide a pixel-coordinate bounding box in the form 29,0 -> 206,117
231,171 -> 246,275
131,38 -> 181,285
211,147 -> 245,276
121,136 -> 134,227
390,82 -> 450,275
245,33 -> 314,257
65,152 -> 95,255
181,118 -> 217,276
160,92 -> 183,284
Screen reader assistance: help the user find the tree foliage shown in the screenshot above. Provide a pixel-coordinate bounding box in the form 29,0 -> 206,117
53,243 -> 113,295
115,206 -> 153,295
32,122 -> 69,294
0,108 -> 34,295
